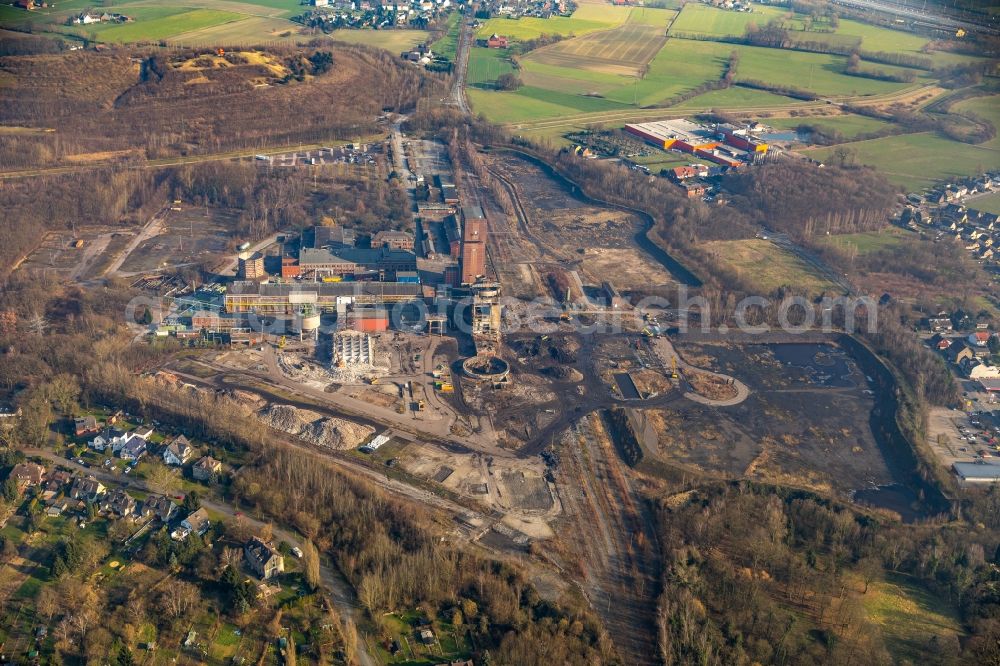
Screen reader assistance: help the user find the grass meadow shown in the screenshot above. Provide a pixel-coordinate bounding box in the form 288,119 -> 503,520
806,131 -> 1000,191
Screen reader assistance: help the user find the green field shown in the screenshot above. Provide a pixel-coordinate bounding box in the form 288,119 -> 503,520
769,113 -> 896,139
805,131 -> 1000,190
66,8 -> 244,43
432,11 -> 462,61
669,86 -> 808,109
863,574 -> 964,662
704,238 -> 836,294
819,228 -> 909,254
955,94 -> 1000,151
520,35 -> 912,119
968,191 -> 1000,215
670,3 -> 789,37
631,151 -> 697,173
167,15 -> 302,46
327,28 -> 428,52
468,86 -> 625,124
475,2 -> 630,41
467,46 -> 516,87
667,3 -> 984,68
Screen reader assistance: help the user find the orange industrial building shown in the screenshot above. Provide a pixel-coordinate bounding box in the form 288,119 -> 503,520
625,119 -> 767,168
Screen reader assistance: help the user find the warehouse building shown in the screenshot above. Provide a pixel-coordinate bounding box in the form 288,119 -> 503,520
298,246 -> 417,280
225,281 -> 422,314
372,230 -> 415,251
954,461 -> 1000,483
625,119 -> 767,168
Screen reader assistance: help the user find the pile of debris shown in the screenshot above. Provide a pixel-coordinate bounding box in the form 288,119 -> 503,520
258,404 -> 374,450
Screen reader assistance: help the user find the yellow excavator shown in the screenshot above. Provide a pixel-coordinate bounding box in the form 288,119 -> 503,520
670,356 -> 679,379
278,335 -> 286,349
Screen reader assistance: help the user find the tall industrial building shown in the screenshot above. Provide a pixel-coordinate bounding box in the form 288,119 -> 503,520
460,206 -> 487,285
237,251 -> 265,281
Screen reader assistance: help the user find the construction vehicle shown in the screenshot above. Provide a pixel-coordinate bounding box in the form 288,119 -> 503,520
560,312 -> 570,321
417,400 -> 426,411
278,336 -> 286,349
670,356 -> 679,379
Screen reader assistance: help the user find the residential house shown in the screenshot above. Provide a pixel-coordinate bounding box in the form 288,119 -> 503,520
163,435 -> 194,466
969,331 -> 992,347
947,341 -> 975,365
929,334 -> 954,351
102,489 -> 137,517
928,317 -> 953,332
9,462 -> 45,492
70,476 -> 106,502
74,415 -> 99,437
42,470 -> 72,498
486,33 -> 508,48
120,436 -> 147,461
172,507 -> 210,540
192,456 -> 222,481
244,537 -> 285,579
89,427 -> 125,452
143,494 -> 176,522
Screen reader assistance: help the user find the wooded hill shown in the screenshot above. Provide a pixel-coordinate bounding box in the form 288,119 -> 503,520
0,44 -> 445,169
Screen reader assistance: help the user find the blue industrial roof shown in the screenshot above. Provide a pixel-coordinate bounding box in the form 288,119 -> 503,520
954,461 -> 1000,480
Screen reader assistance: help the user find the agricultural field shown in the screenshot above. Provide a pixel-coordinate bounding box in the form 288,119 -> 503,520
524,8 -> 674,77
703,238 -> 836,294
468,86 -> 626,125
467,46 -> 516,88
326,28 -> 428,52
69,8 -> 245,43
668,3 -> 984,66
669,3 -> 789,37
167,16 -> 304,46
768,113 -> 897,139
805,131 -> 1000,191
474,15 -> 619,41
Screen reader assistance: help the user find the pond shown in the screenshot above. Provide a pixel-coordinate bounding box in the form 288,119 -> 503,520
768,343 -> 857,388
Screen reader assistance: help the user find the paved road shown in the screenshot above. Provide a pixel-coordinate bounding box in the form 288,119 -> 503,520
24,448 -> 376,666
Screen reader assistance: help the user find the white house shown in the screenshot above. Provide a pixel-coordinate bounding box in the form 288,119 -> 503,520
162,435 -> 194,466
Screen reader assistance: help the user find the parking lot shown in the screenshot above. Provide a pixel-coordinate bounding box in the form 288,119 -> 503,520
928,405 -> 1000,471
255,144 -> 378,167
